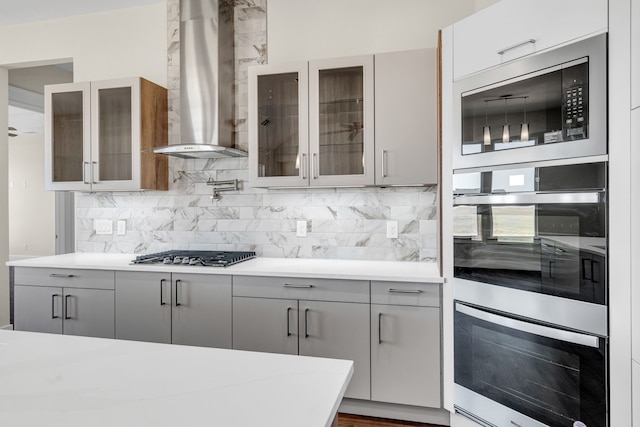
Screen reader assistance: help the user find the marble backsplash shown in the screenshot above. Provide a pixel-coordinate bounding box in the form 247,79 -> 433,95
74,0 -> 439,262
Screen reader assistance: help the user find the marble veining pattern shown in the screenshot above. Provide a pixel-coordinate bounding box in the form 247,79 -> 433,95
73,0 -> 439,262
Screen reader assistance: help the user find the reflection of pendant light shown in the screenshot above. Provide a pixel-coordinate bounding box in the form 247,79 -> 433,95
295,152 -> 300,170
483,100 -> 491,145
502,97 -> 510,143
520,96 -> 529,142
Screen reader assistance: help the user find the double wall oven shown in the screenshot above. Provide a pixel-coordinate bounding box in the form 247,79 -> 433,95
452,34 -> 608,427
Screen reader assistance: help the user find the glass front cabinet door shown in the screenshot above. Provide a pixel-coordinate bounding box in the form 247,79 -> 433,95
249,62 -> 309,188
45,77 -> 168,191
249,56 -> 374,187
309,55 -> 374,186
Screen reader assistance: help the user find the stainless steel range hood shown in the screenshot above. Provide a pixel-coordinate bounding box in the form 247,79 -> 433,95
154,0 -> 247,159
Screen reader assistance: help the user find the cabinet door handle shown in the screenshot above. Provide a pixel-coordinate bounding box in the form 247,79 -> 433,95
312,153 -> 319,179
381,150 -> 388,178
301,153 -> 307,180
64,295 -> 72,320
304,308 -> 310,338
91,161 -> 98,184
286,307 -> 292,337
378,312 -> 383,344
175,279 -> 182,306
283,284 -> 314,289
160,279 -> 167,306
497,39 -> 536,55
49,273 -> 74,278
388,288 -> 423,294
83,162 -> 90,184
51,294 -> 61,319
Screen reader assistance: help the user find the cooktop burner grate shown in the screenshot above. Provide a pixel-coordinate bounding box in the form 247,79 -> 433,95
131,250 -> 256,267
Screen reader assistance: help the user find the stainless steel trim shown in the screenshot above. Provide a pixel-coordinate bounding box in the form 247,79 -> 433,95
283,284 -> 314,289
456,302 -> 599,348
453,154 -> 609,174
454,278 -> 608,337
496,39 -> 536,55
454,191 -> 601,205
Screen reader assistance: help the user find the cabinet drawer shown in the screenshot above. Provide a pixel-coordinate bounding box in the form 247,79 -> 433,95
371,281 -> 440,307
233,276 -> 369,303
14,267 -> 115,290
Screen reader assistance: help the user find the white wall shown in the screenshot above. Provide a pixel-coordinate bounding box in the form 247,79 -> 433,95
0,3 -> 167,86
0,2 -> 167,325
267,0 -> 496,63
8,133 -> 55,259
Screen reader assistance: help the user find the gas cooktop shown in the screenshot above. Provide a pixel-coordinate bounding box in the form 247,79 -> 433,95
131,250 -> 256,267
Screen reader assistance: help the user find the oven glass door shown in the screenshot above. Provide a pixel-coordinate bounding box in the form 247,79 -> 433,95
453,163 -> 607,305
454,302 -> 607,427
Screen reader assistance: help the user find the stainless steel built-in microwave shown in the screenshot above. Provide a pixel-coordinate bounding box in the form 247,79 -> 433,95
453,34 -> 607,170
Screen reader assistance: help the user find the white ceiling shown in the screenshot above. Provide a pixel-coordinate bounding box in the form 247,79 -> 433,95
0,0 -> 166,27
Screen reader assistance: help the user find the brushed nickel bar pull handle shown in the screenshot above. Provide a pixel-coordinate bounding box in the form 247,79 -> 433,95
381,150 -> 387,178
49,273 -> 74,278
52,294 -> 61,319
301,153 -> 308,180
283,284 -> 314,289
286,307 -> 292,337
91,161 -> 98,184
175,279 -> 182,306
312,153 -> 319,179
160,279 -> 167,306
64,295 -> 72,320
83,161 -> 90,184
378,312 -> 383,344
497,39 -> 536,55
388,288 -> 423,294
304,308 -> 310,338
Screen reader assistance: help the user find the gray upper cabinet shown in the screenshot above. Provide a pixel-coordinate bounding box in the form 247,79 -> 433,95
249,51 -> 437,188
374,49 -> 437,186
115,271 -> 232,348
13,268 -> 115,339
44,77 -> 168,192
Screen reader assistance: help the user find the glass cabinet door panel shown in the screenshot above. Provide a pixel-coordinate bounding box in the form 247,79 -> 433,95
317,66 -> 365,176
52,91 -> 84,182
257,72 -> 300,178
98,86 -> 132,181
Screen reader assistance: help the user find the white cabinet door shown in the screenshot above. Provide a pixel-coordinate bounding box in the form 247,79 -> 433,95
14,285 -> 63,334
371,304 -> 441,408
115,271 -> 172,344
172,273 -> 232,348
249,62 -> 310,188
453,0 -> 607,80
298,300 -> 371,400
374,49 -> 438,185
62,288 -> 115,339
232,297 -> 299,355
309,55 -> 375,187
44,82 -> 92,191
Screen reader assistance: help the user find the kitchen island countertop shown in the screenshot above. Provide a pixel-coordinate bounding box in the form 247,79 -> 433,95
7,253 -> 442,283
0,330 -> 352,427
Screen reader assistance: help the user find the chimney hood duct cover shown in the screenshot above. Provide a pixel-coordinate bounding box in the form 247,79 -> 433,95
153,0 -> 246,159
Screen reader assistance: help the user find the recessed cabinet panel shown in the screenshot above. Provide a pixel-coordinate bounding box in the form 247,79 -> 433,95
98,86 -> 133,182
14,285 -> 64,334
62,288 -> 115,339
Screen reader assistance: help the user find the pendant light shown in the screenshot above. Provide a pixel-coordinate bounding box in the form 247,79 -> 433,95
483,100 -> 491,145
502,97 -> 510,143
520,96 -> 530,142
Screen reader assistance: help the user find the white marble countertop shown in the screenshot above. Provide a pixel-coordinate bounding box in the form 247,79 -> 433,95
0,330 -> 353,427
7,253 -> 443,283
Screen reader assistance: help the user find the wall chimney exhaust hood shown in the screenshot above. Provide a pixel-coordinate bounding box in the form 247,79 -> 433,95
153,0 -> 247,159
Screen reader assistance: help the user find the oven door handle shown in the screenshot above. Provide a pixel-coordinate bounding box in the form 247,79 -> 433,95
453,191 -> 602,205
455,302 -> 600,348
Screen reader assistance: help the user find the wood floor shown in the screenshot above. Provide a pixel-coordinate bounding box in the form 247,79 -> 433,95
337,413 -> 445,427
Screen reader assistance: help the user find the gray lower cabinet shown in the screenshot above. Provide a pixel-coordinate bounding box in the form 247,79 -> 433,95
115,271 -> 231,348
232,276 -> 371,400
13,267 -> 115,339
370,281 -> 441,408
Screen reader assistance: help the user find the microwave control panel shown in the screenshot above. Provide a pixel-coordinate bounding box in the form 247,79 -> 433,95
563,83 -> 587,139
